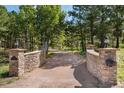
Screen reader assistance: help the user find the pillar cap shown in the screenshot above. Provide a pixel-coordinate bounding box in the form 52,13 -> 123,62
8,48 -> 27,52
98,48 -> 118,51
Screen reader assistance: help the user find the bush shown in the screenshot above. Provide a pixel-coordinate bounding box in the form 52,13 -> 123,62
0,55 -> 9,78
0,70 -> 9,78
0,56 -> 9,64
120,44 -> 124,48
0,64 -> 9,78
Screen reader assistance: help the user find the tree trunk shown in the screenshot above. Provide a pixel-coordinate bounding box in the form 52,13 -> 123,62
91,34 -> 94,44
100,36 -> 105,48
80,29 -> 86,53
42,39 -> 49,57
32,36 -> 34,51
116,36 -> 119,48
45,40 -> 49,56
41,29 -> 50,57
29,34 -> 32,51
24,29 -> 29,50
90,20 -> 94,44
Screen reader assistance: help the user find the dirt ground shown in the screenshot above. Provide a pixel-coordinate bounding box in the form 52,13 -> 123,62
0,51 -> 105,88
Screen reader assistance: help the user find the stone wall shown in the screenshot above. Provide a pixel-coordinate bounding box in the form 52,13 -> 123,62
24,51 -> 45,72
9,49 -> 45,76
87,50 -> 99,78
86,48 -> 117,86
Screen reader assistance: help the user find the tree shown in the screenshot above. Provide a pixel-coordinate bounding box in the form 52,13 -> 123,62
8,11 -> 18,48
18,5 -> 36,50
1,5 -> 124,54
36,5 -> 61,55
69,5 -> 90,53
86,6 -> 98,44
50,11 -> 66,49
96,6 -> 111,48
0,6 -> 9,48
110,6 -> 124,48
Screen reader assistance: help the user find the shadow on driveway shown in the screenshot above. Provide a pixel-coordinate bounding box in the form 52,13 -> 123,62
72,62 -> 107,88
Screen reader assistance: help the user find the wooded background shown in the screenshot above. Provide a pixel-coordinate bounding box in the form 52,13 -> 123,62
0,5 -> 124,55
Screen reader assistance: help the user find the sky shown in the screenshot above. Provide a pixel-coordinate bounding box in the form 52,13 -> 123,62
4,5 -> 73,12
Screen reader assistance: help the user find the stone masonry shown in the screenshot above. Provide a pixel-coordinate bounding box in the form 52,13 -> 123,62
9,48 -> 45,76
86,48 -> 117,86
9,47 -> 117,87
24,51 -> 45,72
9,49 -> 26,76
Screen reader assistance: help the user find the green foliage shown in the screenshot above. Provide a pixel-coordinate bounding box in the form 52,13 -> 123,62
0,54 -> 9,78
0,56 -> 8,64
0,6 -> 9,49
117,48 -> 124,82
0,6 -> 9,31
1,5 -> 124,55
0,64 -> 9,78
68,5 -> 124,49
18,5 -> 37,50
36,5 -> 63,55
120,44 -> 124,48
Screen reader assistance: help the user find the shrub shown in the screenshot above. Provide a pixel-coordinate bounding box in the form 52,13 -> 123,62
0,64 -> 9,78
0,55 -> 9,78
0,56 -> 9,64
120,44 -> 124,48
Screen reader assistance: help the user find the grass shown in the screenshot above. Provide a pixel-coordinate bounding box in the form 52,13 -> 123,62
0,54 -> 9,78
117,47 -> 124,83
64,48 -> 80,51
0,64 -> 9,78
47,52 -> 55,58
120,44 -> 124,48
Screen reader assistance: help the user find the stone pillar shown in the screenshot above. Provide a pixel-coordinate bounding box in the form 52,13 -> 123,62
9,48 -> 26,76
99,48 -> 117,86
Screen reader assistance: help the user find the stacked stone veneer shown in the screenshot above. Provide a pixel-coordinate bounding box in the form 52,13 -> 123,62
24,51 -> 45,72
9,49 -> 45,76
86,48 -> 117,86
